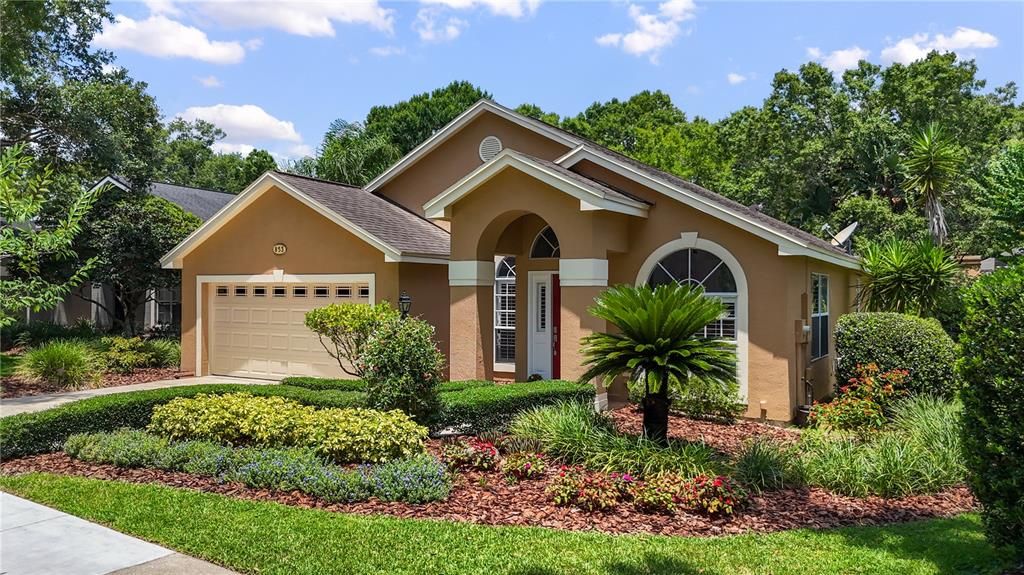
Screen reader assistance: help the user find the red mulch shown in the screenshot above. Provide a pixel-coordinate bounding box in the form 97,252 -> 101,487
0,453 -> 975,538
608,406 -> 801,456
0,368 -> 180,399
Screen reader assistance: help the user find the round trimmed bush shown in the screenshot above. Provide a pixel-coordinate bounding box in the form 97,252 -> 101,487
15,340 -> 102,389
835,312 -> 957,397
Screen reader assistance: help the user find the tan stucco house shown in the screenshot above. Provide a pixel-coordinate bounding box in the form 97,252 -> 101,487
160,100 -> 861,422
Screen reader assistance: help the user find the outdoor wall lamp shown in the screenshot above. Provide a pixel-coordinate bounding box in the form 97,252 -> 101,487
399,291 -> 413,318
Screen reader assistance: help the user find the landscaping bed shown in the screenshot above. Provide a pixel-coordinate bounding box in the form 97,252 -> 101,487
1,367 -> 179,398
608,406 -> 799,456
0,451 -> 974,537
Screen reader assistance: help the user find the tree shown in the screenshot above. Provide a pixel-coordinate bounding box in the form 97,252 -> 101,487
160,120 -> 277,193
514,103 -> 559,126
580,285 -> 737,445
980,141 -> 1024,251
0,145 -> 101,327
364,80 -> 491,155
856,238 -> 959,317
902,123 -> 962,245
313,120 -> 400,186
561,90 -> 686,154
304,303 -> 401,377
82,195 -> 200,334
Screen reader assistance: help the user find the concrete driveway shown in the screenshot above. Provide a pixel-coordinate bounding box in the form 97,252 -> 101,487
0,376 -> 268,418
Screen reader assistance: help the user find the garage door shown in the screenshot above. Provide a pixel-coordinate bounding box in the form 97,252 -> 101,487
209,281 -> 371,379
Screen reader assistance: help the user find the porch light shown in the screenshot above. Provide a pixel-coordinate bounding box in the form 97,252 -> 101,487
399,291 -> 413,318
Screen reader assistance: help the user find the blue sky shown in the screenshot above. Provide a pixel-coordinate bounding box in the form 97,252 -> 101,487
100,1 -> 1024,161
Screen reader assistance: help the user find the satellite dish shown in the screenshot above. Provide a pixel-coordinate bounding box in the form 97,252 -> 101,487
830,222 -> 859,252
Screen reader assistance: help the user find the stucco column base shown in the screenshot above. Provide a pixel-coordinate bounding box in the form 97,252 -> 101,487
558,285 -> 606,383
449,285 -> 489,380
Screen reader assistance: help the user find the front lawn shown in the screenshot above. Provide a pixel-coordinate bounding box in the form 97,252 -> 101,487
0,473 -> 1012,575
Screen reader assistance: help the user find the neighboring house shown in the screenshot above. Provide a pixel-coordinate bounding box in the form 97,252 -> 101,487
160,100 -> 861,422
23,177 -> 234,332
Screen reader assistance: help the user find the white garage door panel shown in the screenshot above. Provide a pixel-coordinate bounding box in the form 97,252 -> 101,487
209,281 -> 370,380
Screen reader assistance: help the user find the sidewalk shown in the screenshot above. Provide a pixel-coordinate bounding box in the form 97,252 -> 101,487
0,376 -> 268,418
0,492 -> 236,575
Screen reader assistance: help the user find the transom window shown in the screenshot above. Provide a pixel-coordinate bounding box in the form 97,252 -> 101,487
530,226 -> 560,259
272,286 -> 287,297
216,286 -> 229,297
252,286 -> 267,297
234,286 -> 247,297
292,286 -> 307,297
811,273 -> 829,360
314,286 -> 330,298
646,248 -> 738,340
494,257 -> 516,365
336,286 -> 352,298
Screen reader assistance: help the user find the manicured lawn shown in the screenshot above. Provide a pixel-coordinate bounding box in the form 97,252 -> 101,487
0,473 -> 1012,575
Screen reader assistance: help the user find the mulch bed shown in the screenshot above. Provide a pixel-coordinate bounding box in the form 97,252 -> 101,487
1,368 -> 180,399
1,453 -> 975,538
608,407 -> 800,456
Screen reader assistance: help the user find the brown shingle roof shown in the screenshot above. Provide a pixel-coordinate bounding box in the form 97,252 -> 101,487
504,150 -> 652,207
272,171 -> 450,258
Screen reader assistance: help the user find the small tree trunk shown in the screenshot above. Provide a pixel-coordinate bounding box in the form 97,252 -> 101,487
642,385 -> 671,446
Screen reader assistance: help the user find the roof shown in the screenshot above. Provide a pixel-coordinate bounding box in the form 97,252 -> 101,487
271,171 -> 450,258
96,176 -> 236,222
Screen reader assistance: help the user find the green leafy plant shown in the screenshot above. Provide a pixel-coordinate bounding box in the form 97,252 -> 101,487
547,466 -> 619,512
437,381 -> 594,433
304,302 -> 399,377
15,340 -> 102,389
64,429 -> 169,468
100,336 -> 155,374
502,452 -> 546,482
359,316 -> 445,423
369,454 -> 452,503
733,438 -> 801,493
958,263 -> 1024,554
144,339 -> 180,369
680,475 -> 747,517
856,239 -> 959,317
808,364 -> 908,431
440,438 -> 499,471
580,284 -> 738,445
902,123 -> 962,245
629,473 -> 683,514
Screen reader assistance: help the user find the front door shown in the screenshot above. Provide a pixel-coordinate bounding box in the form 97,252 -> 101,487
528,271 -> 557,379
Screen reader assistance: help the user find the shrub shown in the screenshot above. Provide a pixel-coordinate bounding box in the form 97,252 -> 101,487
369,454 -> 452,503
359,316 -> 445,423
630,474 -> 683,514
279,377 -> 366,392
64,429 -> 168,468
440,438 -> 499,471
304,302 -> 400,378
509,402 -> 720,477
733,438 -> 801,493
2,320 -> 100,351
959,263 -> 1024,552
100,337 -> 154,374
144,339 -> 180,369
680,475 -> 747,517
502,452 -> 545,482
835,312 -> 958,397
15,340 -> 102,389
220,447 -> 324,490
547,467 -> 619,512
438,381 -> 595,433
296,466 -> 373,503
808,397 -> 886,431
149,393 -> 427,463
672,378 -> 745,422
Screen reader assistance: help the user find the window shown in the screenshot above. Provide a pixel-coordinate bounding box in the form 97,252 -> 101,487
494,257 -> 516,365
253,286 -> 267,297
336,286 -> 352,298
811,273 -> 829,360
216,286 -> 229,297
530,226 -> 560,258
314,286 -> 329,298
646,248 -> 738,340
155,287 -> 180,327
536,283 -> 547,332
272,286 -> 287,297
357,286 -> 370,299
293,286 -> 308,298
234,286 -> 247,297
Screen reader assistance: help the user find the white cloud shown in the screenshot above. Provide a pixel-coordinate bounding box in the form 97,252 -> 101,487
807,45 -> 869,74
726,72 -> 746,85
245,38 -> 264,50
95,14 -> 245,64
881,26 -> 998,64
100,63 -> 120,74
212,142 -> 256,155
196,75 -> 223,88
370,45 -> 405,57
420,0 -> 541,19
413,9 -> 467,42
178,104 -> 302,143
199,1 -> 394,36
143,0 -> 180,16
287,144 -> 315,158
595,0 -> 697,63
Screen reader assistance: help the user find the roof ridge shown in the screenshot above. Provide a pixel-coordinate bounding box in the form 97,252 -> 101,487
148,180 -> 236,197
273,169 -> 363,191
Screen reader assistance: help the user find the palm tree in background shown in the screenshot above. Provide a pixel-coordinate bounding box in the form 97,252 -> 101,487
902,123 -> 962,245
579,284 -> 737,445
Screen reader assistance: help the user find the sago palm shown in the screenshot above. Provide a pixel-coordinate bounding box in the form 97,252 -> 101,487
902,123 -> 961,245
579,284 -> 737,445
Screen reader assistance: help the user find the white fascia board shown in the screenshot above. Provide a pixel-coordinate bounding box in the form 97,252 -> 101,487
365,100 -> 579,193
89,175 -> 131,195
160,172 -> 407,269
561,148 -> 860,270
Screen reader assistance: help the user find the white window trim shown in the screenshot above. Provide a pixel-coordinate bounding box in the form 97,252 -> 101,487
194,272 -> 375,376
810,273 -> 830,362
493,257 -> 517,372
635,232 -> 749,401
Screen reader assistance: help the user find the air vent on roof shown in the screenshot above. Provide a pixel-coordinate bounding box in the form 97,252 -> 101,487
479,136 -> 503,162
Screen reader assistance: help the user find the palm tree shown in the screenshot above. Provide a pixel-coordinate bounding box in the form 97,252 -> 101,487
315,120 -> 400,187
580,284 -> 737,446
902,123 -> 962,245
857,238 -> 959,317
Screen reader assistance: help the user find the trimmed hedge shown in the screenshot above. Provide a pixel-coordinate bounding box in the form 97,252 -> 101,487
0,384 -> 365,459
281,377 -> 495,394
835,312 -> 958,397
437,380 -> 595,433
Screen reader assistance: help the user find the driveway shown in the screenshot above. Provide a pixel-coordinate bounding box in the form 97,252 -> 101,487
0,376 -> 268,418
0,492 -> 236,574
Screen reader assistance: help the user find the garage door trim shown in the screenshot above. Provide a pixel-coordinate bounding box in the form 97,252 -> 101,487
195,273 -> 375,376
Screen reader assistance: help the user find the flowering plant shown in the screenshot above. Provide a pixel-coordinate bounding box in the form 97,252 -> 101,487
608,471 -> 637,498
630,473 -> 683,514
680,475 -> 747,517
809,364 -> 909,431
440,438 -> 499,470
547,466 -> 620,512
503,452 -> 546,482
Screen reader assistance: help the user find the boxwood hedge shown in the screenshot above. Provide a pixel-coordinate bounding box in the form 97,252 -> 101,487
281,377 -> 496,394
436,380 -> 595,433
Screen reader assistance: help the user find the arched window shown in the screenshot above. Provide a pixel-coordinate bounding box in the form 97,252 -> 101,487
646,248 -> 738,340
530,226 -> 560,258
494,257 -> 516,366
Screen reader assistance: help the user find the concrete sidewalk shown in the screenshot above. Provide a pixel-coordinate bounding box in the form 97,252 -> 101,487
0,376 -> 268,418
0,492 -> 236,574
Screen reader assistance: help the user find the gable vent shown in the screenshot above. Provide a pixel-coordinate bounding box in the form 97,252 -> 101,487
479,136 -> 503,162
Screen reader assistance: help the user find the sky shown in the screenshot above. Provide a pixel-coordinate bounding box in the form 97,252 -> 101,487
99,0 -> 1024,162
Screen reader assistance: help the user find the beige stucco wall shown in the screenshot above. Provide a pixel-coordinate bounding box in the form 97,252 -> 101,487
399,262 -> 451,378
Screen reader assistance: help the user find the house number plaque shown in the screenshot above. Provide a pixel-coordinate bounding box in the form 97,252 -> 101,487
272,243 -> 287,255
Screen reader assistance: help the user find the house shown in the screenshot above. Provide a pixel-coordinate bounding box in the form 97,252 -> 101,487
160,100 -> 861,422
23,177 -> 235,331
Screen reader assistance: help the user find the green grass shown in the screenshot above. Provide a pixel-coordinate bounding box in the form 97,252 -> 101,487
0,473 -> 1013,575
